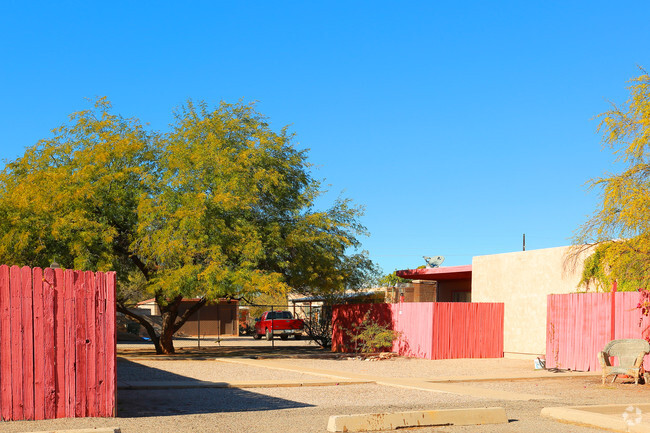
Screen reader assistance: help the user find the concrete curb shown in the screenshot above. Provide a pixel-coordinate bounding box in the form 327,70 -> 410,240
542,404 -> 650,433
327,407 -> 508,432
26,429 -> 121,433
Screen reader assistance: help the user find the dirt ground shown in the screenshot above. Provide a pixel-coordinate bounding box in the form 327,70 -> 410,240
2,338 -> 650,433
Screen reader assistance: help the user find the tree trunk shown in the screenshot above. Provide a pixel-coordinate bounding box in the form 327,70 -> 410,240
158,310 -> 178,354
116,302 -> 163,354
157,295 -> 208,355
119,295 -> 208,355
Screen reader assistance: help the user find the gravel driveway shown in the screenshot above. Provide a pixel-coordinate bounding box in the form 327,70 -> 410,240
2,340 -> 649,433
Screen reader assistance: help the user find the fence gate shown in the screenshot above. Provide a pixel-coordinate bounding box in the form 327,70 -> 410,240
0,265 -> 116,421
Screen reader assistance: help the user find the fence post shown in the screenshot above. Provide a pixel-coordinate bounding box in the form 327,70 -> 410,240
611,280 -> 617,340
271,305 -> 274,348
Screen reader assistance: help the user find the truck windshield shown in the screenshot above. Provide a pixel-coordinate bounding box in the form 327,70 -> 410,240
267,311 -> 293,320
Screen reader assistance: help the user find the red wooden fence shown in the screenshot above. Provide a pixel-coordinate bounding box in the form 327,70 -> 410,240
546,292 -> 650,372
332,302 -> 504,360
0,265 -> 116,421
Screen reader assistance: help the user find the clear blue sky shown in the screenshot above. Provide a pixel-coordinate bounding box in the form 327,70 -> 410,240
1,2 -> 649,274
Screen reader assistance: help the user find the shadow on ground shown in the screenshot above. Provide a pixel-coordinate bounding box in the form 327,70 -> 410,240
118,342 -> 348,360
117,359 -> 314,417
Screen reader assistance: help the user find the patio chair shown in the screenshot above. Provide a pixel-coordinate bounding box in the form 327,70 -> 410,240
598,339 -> 650,385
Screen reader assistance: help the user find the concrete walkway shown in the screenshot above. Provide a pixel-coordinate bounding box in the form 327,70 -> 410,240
118,356 -> 599,402
542,403 -> 650,432
216,357 -> 599,401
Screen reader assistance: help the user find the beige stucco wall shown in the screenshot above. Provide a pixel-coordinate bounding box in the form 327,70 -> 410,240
471,245 -> 592,357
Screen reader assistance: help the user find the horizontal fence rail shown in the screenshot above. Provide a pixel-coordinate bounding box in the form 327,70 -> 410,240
0,265 -> 116,421
332,302 -> 504,360
546,292 -> 650,372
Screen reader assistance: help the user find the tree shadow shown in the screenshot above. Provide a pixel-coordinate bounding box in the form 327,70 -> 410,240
118,341 -> 332,359
117,359 -> 314,417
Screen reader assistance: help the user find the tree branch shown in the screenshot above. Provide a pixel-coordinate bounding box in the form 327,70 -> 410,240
116,300 -> 161,351
172,297 -> 208,334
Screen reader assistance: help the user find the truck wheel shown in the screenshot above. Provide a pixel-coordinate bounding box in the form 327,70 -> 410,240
253,332 -> 261,340
265,329 -> 273,340
280,335 -> 288,341
294,334 -> 302,340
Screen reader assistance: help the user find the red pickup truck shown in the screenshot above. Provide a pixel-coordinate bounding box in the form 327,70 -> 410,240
253,311 -> 304,340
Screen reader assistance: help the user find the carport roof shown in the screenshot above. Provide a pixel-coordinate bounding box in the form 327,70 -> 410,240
396,265 -> 472,281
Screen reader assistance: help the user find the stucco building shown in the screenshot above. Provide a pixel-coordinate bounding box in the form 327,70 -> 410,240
397,245 -> 592,359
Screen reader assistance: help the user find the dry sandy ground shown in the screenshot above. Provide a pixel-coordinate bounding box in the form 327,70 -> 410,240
2,340 -> 650,433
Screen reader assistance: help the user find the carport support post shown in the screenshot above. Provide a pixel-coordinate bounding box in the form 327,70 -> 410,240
611,280 -> 617,340
197,307 -> 201,349
271,305 -> 274,348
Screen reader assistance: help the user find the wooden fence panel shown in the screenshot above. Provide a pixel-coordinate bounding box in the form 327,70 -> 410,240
10,266 -> 24,420
0,265 -> 116,421
85,271 -> 96,418
0,265 -> 11,421
74,271 -> 86,418
546,292 -> 650,372
53,267 -> 65,419
43,268 -> 56,420
391,303 -> 435,359
331,303 -> 392,352
64,269 -> 75,417
32,267 -> 45,420
431,303 -> 504,360
96,271 -> 107,417
21,266 -> 34,420
332,302 -> 504,360
106,272 -> 116,417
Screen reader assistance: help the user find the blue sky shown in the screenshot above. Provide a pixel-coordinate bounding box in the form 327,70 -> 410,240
1,2 -> 649,274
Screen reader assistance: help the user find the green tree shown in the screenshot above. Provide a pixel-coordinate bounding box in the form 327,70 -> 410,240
0,98 -> 376,354
574,71 -> 650,290
377,270 -> 409,287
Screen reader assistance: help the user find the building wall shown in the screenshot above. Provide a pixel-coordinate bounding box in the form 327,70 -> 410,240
177,301 -> 239,337
412,281 -> 437,302
134,302 -> 159,316
470,245 -> 592,358
437,279 -> 471,302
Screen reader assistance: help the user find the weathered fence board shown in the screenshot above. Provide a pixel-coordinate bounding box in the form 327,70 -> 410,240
0,265 -> 11,421
0,265 -> 116,421
33,267 -> 45,420
21,266 -> 34,420
332,302 -> 504,360
53,267 -> 65,419
10,266 -> 23,420
106,272 -> 116,417
546,292 -> 650,372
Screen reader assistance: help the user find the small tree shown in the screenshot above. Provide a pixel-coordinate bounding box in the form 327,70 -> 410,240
346,311 -> 399,354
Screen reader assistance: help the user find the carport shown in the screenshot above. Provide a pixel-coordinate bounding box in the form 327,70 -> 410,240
396,265 -> 472,302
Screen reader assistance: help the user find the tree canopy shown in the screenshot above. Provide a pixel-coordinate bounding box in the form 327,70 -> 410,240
574,71 -> 650,291
0,98 -> 377,353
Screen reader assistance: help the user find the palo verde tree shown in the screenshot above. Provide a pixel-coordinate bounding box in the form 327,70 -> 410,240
0,97 -> 376,354
574,70 -> 650,291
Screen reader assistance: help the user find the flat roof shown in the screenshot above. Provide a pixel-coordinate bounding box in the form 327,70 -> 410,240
396,265 -> 472,281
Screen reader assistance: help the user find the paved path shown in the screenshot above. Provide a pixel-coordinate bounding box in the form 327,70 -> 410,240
118,355 -> 600,402
217,357 -> 600,401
